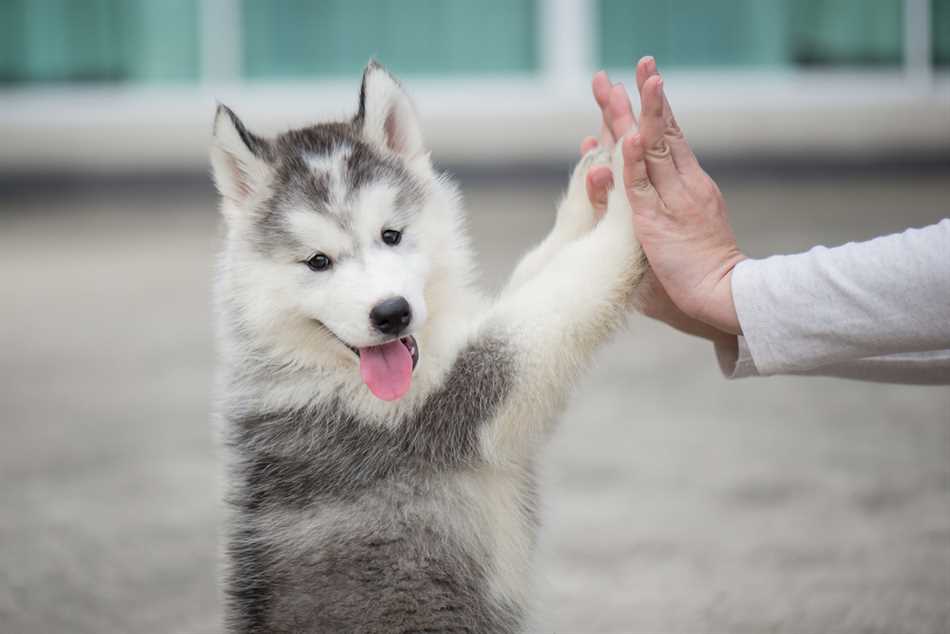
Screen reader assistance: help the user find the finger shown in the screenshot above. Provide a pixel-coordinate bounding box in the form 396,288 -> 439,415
635,55 -> 655,95
636,57 -> 703,177
637,75 -> 686,202
607,83 -> 638,141
579,136 -> 598,156
592,70 -> 612,110
592,71 -> 616,145
621,134 -> 661,216
585,165 -> 613,218
597,122 -> 613,148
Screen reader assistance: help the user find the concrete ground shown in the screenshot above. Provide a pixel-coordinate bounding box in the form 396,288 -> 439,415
1,165 -> 948,633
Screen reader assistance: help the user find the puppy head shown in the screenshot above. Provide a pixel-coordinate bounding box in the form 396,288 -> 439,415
212,63 -> 459,399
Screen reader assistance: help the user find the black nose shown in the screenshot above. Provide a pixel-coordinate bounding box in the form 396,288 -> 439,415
370,296 -> 412,336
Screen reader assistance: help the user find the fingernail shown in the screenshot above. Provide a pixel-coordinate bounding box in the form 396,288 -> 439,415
657,77 -> 664,96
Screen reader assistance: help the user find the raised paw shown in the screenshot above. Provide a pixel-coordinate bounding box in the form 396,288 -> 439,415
568,146 -> 611,201
555,147 -> 612,239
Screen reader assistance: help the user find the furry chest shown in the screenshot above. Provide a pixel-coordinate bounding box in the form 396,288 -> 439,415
230,473 -> 536,633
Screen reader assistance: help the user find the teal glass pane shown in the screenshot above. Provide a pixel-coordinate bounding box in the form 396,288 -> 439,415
599,0 -> 903,69
241,0 -> 538,79
935,0 -> 950,66
599,0 -> 791,68
0,1 -> 28,83
0,0 -> 199,84
123,0 -> 201,80
789,0 -> 903,66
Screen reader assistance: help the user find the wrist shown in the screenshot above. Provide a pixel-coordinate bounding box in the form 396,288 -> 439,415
696,255 -> 745,335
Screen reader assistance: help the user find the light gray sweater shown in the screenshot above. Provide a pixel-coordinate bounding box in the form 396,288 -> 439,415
717,218 -> 950,385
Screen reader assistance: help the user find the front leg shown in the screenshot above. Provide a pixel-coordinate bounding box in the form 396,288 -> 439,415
481,143 -> 648,462
501,148 -> 611,296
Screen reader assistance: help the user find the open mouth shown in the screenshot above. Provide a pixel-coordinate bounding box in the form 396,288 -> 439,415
350,335 -> 419,402
315,319 -> 419,402
346,336 -> 418,369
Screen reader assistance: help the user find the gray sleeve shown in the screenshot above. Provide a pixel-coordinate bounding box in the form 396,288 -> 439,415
716,336 -> 950,385
730,218 -> 950,376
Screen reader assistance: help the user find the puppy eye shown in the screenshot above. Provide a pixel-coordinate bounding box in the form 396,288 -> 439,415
305,253 -> 332,272
381,229 -> 402,246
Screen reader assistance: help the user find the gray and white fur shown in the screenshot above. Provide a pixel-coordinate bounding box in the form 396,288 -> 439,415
211,62 -> 647,633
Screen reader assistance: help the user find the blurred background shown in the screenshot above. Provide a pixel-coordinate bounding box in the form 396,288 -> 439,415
1,1 -> 949,633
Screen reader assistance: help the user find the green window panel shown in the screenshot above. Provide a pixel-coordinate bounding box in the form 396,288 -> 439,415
599,0 -> 791,68
0,0 -> 199,84
241,0 -> 538,79
599,0 -> 903,69
790,0 -> 903,66
935,0 -> 950,66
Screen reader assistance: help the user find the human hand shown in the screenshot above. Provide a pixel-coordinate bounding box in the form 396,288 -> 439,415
582,57 -> 745,334
581,58 -> 738,343
581,71 -> 724,342
578,72 -> 631,218
623,57 -> 745,334
579,70 -> 635,215
584,57 -> 746,335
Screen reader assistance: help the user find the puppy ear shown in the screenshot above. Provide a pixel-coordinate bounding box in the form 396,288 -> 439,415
210,104 -> 272,206
355,61 -> 425,159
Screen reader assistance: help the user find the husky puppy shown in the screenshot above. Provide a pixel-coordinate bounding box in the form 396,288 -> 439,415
212,62 -> 646,633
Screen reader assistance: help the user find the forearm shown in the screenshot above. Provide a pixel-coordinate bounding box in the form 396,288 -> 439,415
731,219 -> 950,375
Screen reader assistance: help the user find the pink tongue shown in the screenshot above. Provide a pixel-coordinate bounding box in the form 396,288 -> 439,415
358,340 -> 413,401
